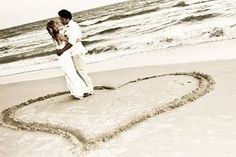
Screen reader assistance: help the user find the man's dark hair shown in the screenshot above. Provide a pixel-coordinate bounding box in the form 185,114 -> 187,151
58,9 -> 72,20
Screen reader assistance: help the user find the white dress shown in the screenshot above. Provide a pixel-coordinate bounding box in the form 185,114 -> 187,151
57,42 -> 89,98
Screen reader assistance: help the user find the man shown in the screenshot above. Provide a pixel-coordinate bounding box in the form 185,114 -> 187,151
56,9 -> 93,96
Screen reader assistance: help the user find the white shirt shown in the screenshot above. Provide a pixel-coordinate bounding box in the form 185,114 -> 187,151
64,20 -> 87,56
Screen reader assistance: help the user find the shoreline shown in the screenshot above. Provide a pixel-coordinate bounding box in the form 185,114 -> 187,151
1,38 -> 236,85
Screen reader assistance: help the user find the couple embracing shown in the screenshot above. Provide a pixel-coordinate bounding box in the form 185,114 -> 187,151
46,9 -> 93,99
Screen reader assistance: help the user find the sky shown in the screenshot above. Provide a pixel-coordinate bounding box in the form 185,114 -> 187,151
0,0 -> 126,29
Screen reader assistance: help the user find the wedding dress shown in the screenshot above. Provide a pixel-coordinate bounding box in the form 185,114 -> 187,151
56,42 -> 89,98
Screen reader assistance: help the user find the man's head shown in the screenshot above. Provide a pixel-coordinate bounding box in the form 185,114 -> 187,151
58,9 -> 72,25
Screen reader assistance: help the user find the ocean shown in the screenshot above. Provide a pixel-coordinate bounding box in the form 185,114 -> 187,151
0,0 -> 236,77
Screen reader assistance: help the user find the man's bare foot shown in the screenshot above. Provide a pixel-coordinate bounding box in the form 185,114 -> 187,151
83,92 -> 93,98
71,95 -> 83,100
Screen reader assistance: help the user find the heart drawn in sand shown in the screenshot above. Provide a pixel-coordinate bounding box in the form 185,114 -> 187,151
1,72 -> 215,151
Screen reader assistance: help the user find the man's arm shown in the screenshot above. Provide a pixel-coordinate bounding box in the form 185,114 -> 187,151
56,21 -> 80,56
56,42 -> 73,56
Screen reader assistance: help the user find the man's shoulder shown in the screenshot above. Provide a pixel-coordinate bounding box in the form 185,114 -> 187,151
69,20 -> 79,27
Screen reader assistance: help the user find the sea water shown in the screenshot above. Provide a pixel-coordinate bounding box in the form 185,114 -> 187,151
0,0 -> 236,76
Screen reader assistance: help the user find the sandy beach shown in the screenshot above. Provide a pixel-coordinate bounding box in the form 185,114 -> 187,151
1,38 -> 236,156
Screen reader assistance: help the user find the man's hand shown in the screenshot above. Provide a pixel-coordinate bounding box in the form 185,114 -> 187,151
56,49 -> 63,56
55,43 -> 73,56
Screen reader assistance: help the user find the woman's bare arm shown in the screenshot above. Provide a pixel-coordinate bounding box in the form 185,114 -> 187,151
56,33 -> 68,42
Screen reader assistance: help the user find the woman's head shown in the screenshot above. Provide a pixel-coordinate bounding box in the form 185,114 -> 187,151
46,20 -> 60,38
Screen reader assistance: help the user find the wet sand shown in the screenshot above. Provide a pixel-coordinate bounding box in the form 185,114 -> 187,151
1,39 -> 236,156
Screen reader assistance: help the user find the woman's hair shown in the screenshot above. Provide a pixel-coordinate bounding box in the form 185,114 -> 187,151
58,9 -> 72,20
46,20 -> 59,41
46,20 -> 68,44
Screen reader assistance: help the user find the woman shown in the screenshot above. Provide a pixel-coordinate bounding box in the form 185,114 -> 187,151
46,20 -> 90,99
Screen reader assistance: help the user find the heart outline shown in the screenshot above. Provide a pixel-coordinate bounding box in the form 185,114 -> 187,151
1,72 -> 215,151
